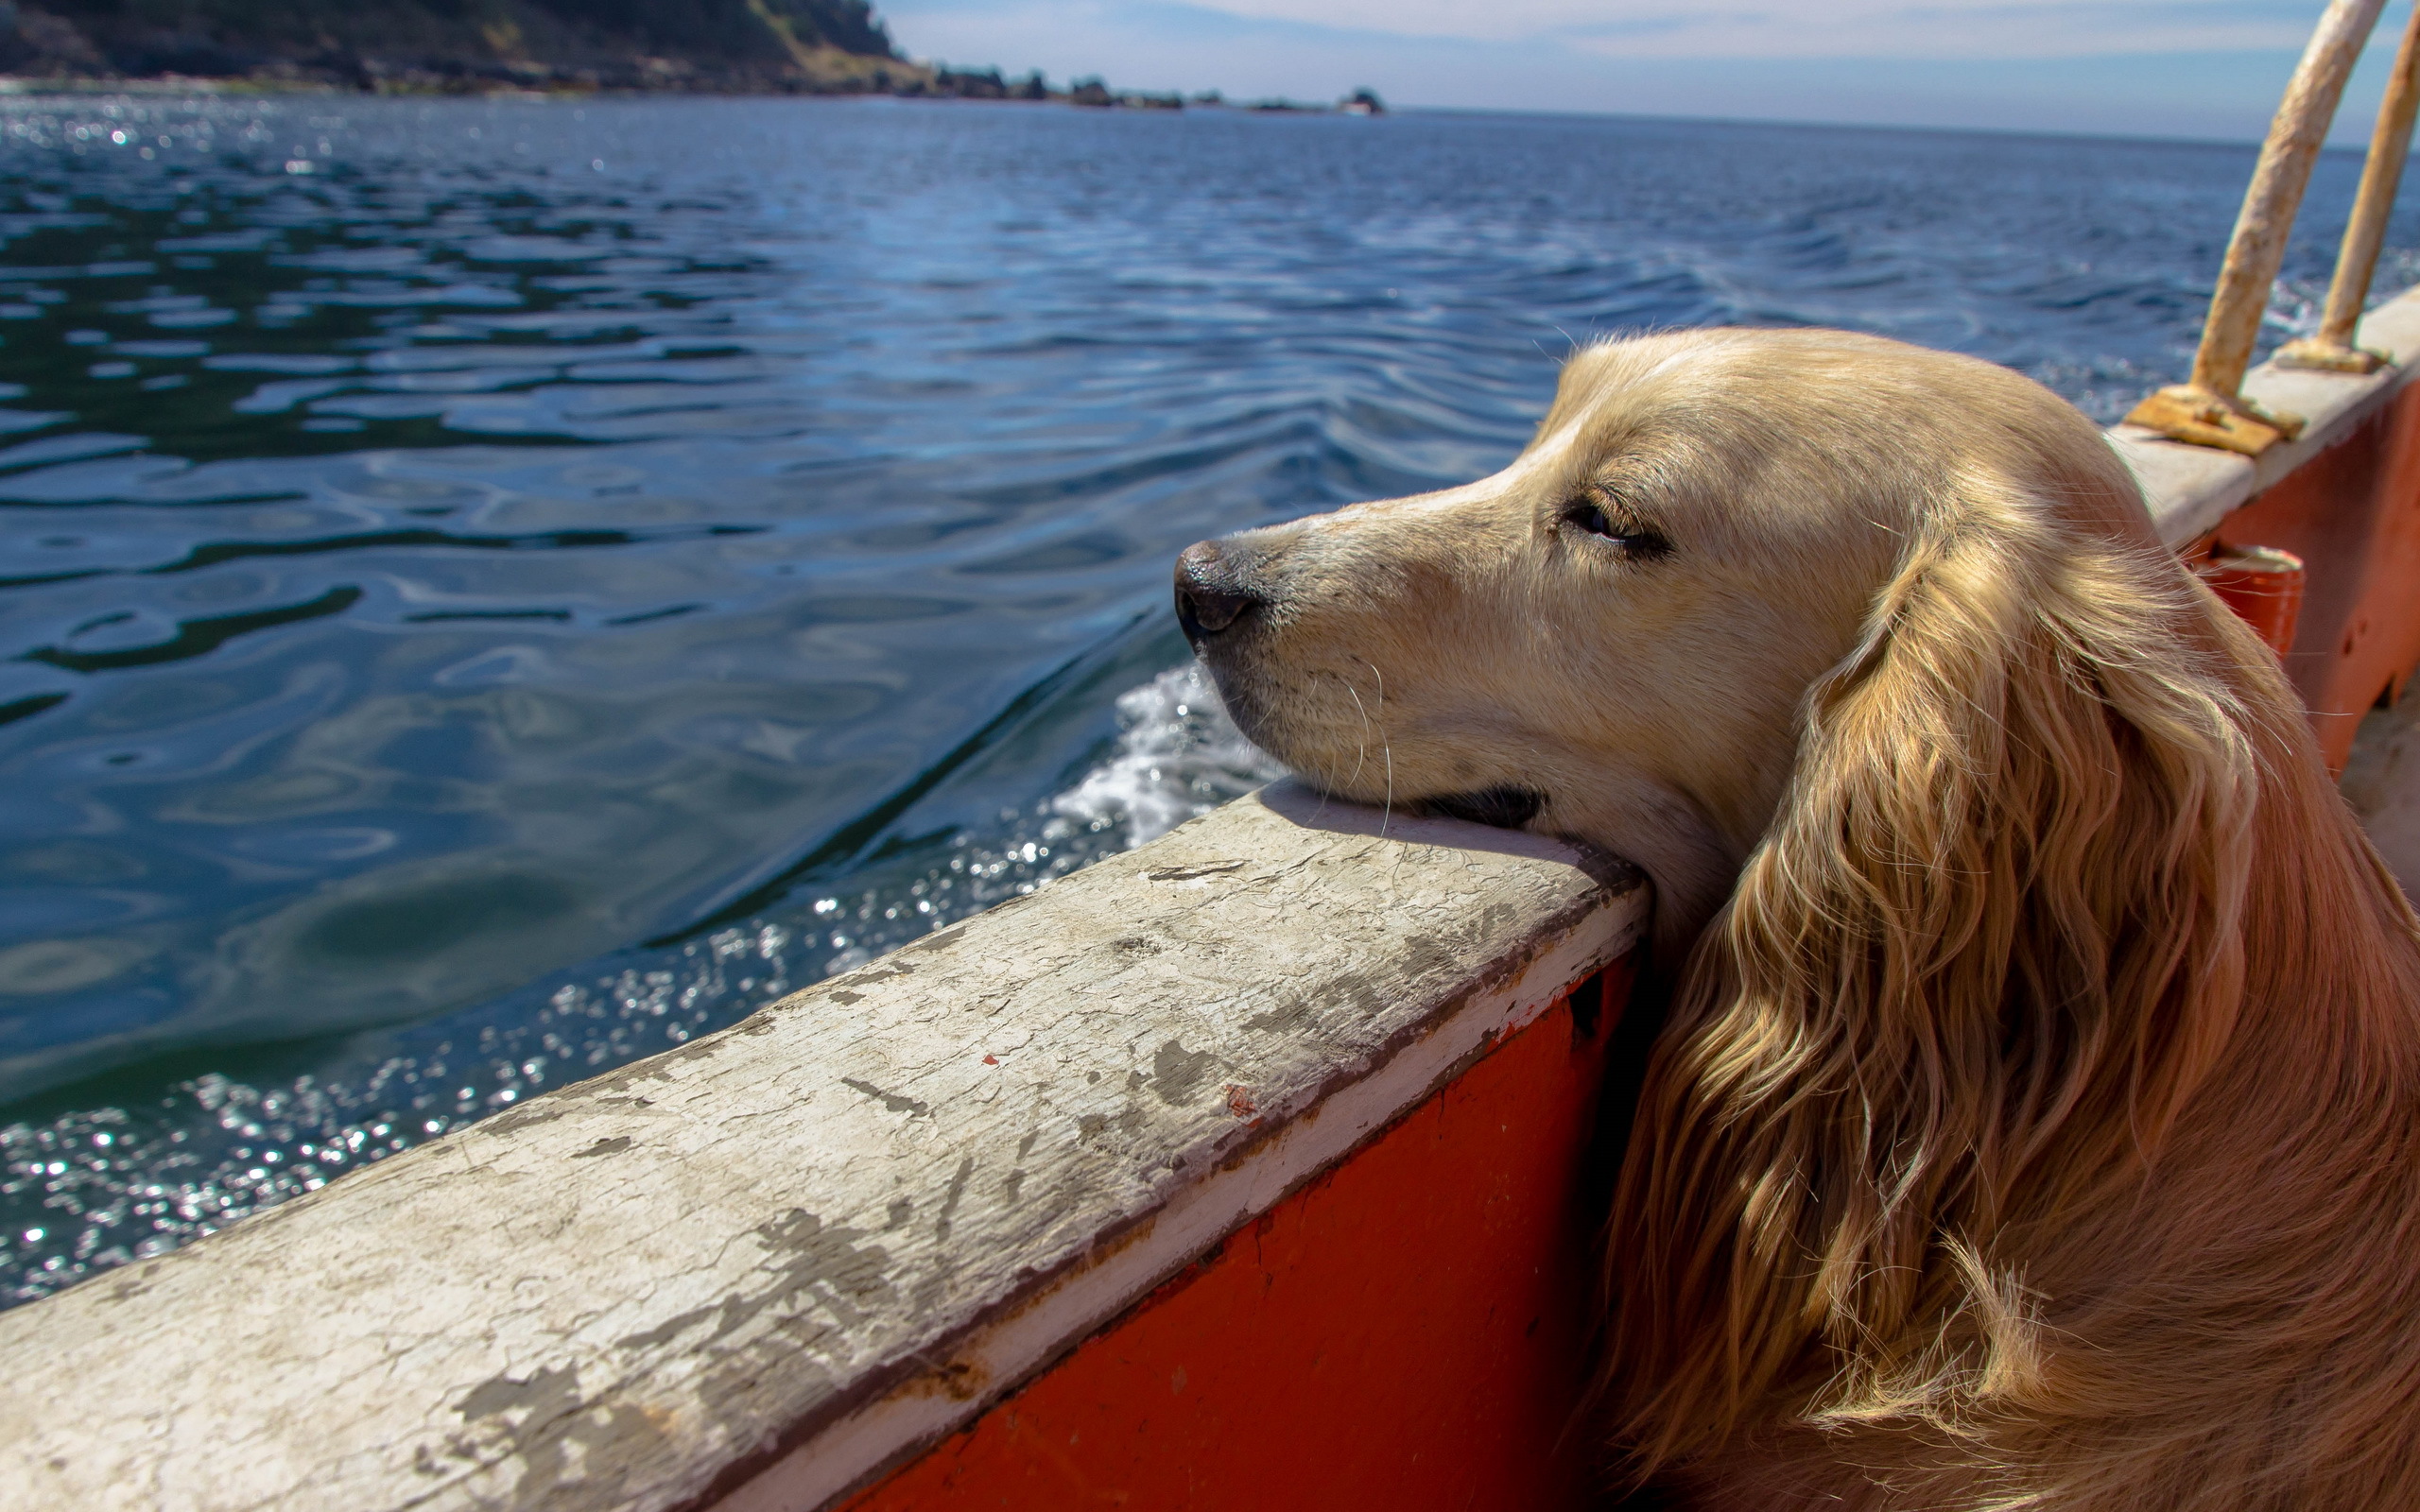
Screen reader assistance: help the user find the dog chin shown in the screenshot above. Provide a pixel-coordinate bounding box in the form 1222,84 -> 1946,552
1188,654 -> 1271,745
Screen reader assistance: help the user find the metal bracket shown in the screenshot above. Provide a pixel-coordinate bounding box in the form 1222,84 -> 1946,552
2123,385 -> 2308,455
2276,337 -> 2393,374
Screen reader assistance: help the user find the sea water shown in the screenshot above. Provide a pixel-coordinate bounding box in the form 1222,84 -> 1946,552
1,91 -> 2408,1305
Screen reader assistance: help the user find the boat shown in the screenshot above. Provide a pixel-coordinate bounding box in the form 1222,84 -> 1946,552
7,3 -> 2420,1507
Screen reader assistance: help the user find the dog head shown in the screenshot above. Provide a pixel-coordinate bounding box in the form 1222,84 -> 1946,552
1176,326 -> 2176,951
1182,327 -> 2420,1498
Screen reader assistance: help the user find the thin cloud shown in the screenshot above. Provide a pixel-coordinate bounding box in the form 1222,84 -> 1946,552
1175,0 -> 2321,57
877,0 -> 2398,139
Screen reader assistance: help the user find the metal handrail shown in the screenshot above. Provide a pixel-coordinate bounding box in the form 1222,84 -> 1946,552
2282,3 -> 2420,372
2126,0 -> 2391,455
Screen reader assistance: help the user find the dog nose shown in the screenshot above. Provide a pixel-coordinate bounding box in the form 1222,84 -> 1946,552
1175,541 -> 1265,640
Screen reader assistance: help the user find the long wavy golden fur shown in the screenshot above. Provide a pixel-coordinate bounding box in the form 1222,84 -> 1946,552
1178,326 -> 2420,1508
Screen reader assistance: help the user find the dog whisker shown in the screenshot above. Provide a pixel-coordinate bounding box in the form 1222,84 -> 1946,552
1341,676 -> 1372,792
1364,660 -> 1393,839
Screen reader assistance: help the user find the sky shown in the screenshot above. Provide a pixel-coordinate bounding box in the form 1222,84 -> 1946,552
875,0 -> 2420,143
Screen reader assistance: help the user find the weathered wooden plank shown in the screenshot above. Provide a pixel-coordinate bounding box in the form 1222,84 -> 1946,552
0,782 -> 1645,1512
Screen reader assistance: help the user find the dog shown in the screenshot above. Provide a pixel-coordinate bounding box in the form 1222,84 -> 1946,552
1174,327 -> 2420,1510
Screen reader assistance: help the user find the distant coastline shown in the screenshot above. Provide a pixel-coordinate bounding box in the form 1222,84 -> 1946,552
0,0 -> 1385,114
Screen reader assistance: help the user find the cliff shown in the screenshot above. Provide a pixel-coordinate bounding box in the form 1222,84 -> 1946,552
0,0 -> 926,93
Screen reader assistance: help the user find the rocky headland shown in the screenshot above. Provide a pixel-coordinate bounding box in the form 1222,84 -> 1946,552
0,0 -> 1385,111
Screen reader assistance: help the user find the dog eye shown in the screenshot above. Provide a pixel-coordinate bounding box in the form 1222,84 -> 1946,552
1563,495 -> 1670,558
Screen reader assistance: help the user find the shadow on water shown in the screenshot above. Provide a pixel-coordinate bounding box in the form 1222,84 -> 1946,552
2,92 -> 2413,1303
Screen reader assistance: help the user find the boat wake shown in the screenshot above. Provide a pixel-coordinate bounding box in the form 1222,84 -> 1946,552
1050,664 -> 1284,847
0,661 -> 1282,1306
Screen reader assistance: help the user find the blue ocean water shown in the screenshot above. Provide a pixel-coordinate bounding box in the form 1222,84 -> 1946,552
0,92 -> 2407,1306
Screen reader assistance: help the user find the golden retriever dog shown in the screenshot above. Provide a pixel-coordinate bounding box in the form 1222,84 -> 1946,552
1173,327 -> 2420,1510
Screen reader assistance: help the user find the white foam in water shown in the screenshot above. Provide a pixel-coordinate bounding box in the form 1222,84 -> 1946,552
1,661 -> 1288,1307
1048,663 -> 1285,847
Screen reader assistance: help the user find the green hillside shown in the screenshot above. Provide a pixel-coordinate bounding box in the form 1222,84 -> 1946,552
0,0 -> 925,92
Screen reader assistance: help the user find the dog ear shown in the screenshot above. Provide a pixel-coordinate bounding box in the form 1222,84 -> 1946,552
1597,472 -> 2295,1470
